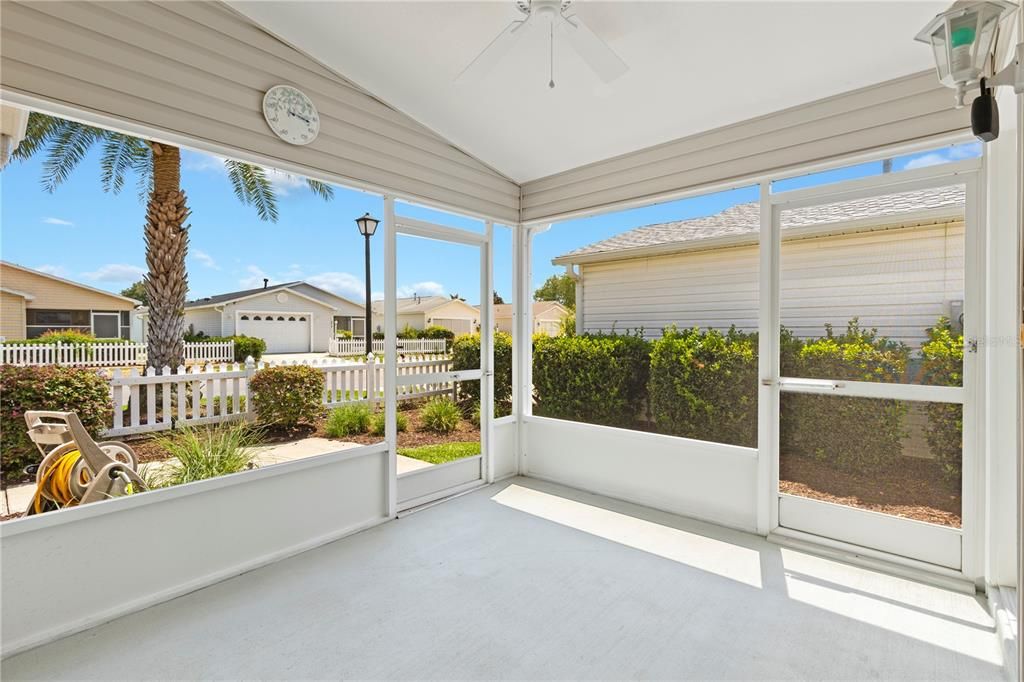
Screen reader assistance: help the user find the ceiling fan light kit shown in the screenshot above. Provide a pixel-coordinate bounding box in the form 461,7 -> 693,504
457,0 -> 628,88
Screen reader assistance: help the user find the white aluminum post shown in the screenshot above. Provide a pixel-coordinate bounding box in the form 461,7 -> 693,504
482,221 -> 495,482
383,195 -> 398,518
757,180 -> 779,536
511,223 -> 524,475
367,352 -> 377,410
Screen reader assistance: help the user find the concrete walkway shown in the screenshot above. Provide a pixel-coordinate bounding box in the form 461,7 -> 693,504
1,438 -> 432,516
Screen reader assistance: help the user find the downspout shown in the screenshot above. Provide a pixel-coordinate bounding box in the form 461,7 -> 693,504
564,263 -> 582,335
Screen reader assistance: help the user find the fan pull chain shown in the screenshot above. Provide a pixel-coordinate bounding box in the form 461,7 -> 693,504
549,22 -> 555,89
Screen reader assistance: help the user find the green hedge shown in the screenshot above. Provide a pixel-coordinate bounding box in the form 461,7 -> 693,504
781,321 -> 909,472
532,332 -> 650,428
249,365 -> 323,428
920,317 -> 963,482
451,332 -> 512,417
648,326 -> 758,447
14,331 -> 130,345
183,334 -> 266,362
0,365 -> 112,480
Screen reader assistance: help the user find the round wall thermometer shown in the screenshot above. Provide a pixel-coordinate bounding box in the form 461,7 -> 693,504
262,85 -> 319,145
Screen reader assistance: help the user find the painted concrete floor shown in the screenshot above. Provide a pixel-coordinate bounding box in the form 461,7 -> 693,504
2,478 -> 1004,680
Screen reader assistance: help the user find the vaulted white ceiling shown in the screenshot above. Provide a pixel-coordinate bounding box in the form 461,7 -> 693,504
230,1 -> 948,183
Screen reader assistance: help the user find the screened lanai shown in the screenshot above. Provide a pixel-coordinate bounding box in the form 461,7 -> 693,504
0,1 -> 1021,680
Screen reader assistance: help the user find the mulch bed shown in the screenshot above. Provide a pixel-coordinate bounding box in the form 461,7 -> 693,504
779,455 -> 961,527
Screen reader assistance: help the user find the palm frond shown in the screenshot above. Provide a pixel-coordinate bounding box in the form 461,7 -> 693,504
305,178 -> 334,201
134,151 -> 154,201
99,134 -> 149,194
11,112 -> 63,161
224,159 -> 278,222
39,120 -> 107,193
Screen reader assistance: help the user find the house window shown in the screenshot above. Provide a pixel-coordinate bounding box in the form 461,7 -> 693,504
240,315 -> 250,320
277,316 -> 285,321
288,316 -> 296,321
25,309 -> 91,338
253,316 -> 262,321
299,316 -> 306,322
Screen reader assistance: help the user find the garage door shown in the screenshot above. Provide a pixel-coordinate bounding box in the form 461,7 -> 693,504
237,314 -> 310,353
432,318 -> 473,335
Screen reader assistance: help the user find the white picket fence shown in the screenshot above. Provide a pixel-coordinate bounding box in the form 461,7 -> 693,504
0,340 -> 234,366
329,337 -> 448,356
103,355 -> 454,437
183,340 -> 234,363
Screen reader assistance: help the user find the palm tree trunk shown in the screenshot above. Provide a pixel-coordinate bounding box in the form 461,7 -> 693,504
143,143 -> 189,370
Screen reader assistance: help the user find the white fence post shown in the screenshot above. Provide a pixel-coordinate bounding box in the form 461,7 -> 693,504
367,353 -> 377,410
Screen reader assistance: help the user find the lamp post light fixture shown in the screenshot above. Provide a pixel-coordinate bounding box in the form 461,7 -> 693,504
915,0 -> 1022,141
355,212 -> 380,356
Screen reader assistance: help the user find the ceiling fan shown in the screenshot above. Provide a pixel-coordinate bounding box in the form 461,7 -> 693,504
456,0 -> 628,88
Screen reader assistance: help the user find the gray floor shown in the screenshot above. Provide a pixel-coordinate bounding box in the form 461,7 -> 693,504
2,478 -> 1004,680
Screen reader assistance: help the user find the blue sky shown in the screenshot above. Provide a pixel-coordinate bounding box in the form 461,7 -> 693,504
0,129 -> 979,306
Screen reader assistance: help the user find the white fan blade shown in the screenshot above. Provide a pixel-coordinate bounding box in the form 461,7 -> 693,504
457,17 -> 532,84
559,13 -> 628,83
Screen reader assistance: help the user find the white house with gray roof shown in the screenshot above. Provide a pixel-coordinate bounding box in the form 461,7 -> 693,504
137,281 -> 363,354
554,185 -> 965,349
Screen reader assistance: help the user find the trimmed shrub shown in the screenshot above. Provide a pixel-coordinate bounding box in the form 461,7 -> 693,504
372,331 -> 385,340
450,332 -> 513,417
648,326 -> 758,447
420,325 -> 455,351
920,317 -> 964,482
325,404 -> 372,437
0,365 -> 112,480
231,335 -> 266,362
249,365 -> 323,428
421,396 -> 462,434
335,329 -> 354,339
398,324 -> 420,340
532,332 -> 650,428
369,410 -> 408,436
781,320 -> 910,472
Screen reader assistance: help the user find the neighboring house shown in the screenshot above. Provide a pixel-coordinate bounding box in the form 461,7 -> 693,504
0,261 -> 138,341
137,281 -> 363,353
553,185 -> 965,348
491,301 -> 571,336
372,295 -> 480,336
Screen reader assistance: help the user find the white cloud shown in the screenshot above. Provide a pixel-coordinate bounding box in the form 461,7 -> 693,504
306,271 -> 367,301
902,152 -> 949,170
83,264 -> 146,283
191,249 -> 219,270
902,142 -> 981,171
397,281 -> 445,299
42,217 -> 74,226
183,150 -> 307,196
238,265 -> 274,289
35,264 -> 69,278
281,263 -> 304,280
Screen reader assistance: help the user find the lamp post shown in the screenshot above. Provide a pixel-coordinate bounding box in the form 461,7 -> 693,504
355,212 -> 380,356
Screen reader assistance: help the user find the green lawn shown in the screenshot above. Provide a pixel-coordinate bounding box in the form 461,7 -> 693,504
398,441 -> 480,465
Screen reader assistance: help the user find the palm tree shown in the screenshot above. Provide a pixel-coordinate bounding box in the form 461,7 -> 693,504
11,113 -> 333,369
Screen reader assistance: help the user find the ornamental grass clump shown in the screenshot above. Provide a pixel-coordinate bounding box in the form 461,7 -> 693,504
147,423 -> 262,488
421,396 -> 462,434
325,404 -> 372,437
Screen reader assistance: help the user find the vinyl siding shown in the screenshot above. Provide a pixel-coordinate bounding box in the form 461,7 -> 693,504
183,309 -> 222,338
0,265 -> 135,311
0,1 -> 519,223
580,222 -> 964,349
521,72 -> 969,222
1,292 -> 27,340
